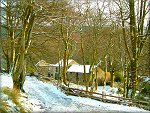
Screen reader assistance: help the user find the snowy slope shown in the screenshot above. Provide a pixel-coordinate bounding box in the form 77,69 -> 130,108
0,73 -> 149,112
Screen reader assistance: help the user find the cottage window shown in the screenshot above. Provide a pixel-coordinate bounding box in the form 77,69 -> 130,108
55,73 -> 58,80
76,73 -> 79,83
56,67 -> 58,72
48,73 -> 51,77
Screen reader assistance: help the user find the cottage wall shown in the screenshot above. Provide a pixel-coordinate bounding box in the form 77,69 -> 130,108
36,66 -> 49,76
67,72 -> 86,85
48,66 -> 63,80
93,67 -> 111,85
67,66 -> 111,86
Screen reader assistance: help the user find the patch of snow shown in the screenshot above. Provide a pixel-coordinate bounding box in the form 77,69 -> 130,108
97,86 -> 118,94
68,82 -> 86,90
68,83 -> 119,96
0,73 -> 13,88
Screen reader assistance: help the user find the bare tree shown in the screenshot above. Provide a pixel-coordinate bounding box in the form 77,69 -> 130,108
114,0 -> 150,98
1,0 -> 36,91
0,0 -> 2,72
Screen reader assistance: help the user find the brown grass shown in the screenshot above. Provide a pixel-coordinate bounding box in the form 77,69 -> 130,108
2,87 -> 20,103
0,87 -> 27,113
0,99 -> 9,113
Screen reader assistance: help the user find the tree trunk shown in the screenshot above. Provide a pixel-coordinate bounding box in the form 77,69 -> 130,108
12,0 -> 35,91
118,0 -> 148,99
103,55 -> 107,98
13,24 -> 26,91
129,0 -> 138,98
0,57 -> 1,73
123,59 -> 127,97
62,48 -> 67,85
126,67 -> 130,98
80,32 -> 88,91
0,0 -> 1,73
110,68 -> 114,87
6,53 -> 10,73
110,60 -> 114,87
95,69 -> 98,90
58,47 -> 61,83
13,69 -> 25,92
130,59 -> 138,98
0,55 -> 1,72
10,31 -> 15,71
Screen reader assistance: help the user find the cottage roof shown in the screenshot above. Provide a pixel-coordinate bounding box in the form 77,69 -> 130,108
49,64 -> 58,67
35,60 -> 49,66
56,59 -> 74,66
50,59 -> 77,67
67,64 -> 96,73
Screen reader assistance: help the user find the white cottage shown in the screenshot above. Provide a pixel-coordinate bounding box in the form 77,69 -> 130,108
48,59 -> 78,79
67,64 -> 111,85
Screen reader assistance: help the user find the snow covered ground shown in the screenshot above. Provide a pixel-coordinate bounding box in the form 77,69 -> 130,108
68,82 -> 119,96
0,73 -> 149,112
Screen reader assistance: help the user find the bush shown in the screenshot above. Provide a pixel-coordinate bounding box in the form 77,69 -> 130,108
141,83 -> 150,95
135,94 -> 149,106
27,67 -> 35,76
117,87 -> 124,94
114,71 -> 124,82
135,94 -> 145,100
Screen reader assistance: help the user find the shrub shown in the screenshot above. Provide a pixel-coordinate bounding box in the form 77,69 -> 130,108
135,94 -> 149,106
114,71 -> 124,82
141,83 -> 150,95
117,87 -> 124,94
135,94 -> 145,100
27,67 -> 35,76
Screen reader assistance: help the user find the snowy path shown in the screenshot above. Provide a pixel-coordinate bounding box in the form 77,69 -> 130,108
0,74 -> 149,112
24,76 -> 104,112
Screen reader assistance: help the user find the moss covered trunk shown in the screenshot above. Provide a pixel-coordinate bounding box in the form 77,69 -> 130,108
11,0 -> 35,91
